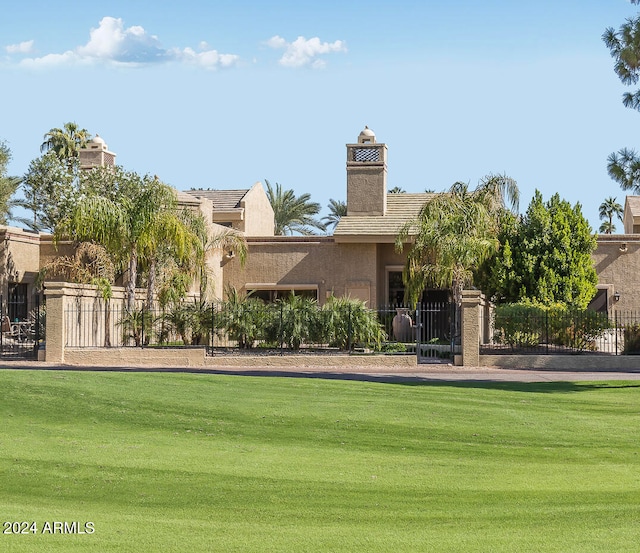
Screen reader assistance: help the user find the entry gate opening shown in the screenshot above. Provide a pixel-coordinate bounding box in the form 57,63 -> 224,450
415,302 -> 456,363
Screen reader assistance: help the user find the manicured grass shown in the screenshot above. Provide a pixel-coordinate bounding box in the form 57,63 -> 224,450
1,370 -> 640,552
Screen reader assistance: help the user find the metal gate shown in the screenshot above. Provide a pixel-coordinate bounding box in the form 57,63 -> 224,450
0,293 -> 41,359
415,302 -> 456,363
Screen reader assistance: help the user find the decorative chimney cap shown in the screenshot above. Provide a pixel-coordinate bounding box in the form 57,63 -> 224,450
358,126 -> 376,144
91,135 -> 106,145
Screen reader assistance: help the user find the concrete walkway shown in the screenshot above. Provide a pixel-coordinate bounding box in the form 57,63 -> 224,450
2,359 -> 640,383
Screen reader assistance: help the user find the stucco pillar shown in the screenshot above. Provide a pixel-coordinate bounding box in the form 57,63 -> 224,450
43,282 -> 67,363
460,290 -> 483,367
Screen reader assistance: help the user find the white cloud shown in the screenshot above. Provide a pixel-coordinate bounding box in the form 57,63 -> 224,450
5,40 -> 34,54
267,35 -> 347,68
14,16 -> 239,70
171,42 -> 239,70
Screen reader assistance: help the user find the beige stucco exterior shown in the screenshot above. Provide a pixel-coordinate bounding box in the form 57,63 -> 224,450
7,129 -> 640,342
223,237 -> 378,305
591,234 -> 640,312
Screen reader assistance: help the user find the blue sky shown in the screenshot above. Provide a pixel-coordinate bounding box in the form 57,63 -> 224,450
1,0 -> 639,231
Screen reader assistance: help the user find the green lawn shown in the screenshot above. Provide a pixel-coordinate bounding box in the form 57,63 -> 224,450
1,370 -> 639,552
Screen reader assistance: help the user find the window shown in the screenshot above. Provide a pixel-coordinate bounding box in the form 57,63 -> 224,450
8,283 -> 28,321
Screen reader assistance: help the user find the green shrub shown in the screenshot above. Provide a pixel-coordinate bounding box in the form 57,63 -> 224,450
117,307 -> 155,346
265,294 -> 322,350
216,288 -> 267,349
322,296 -> 386,351
623,323 -> 640,354
494,301 -> 610,351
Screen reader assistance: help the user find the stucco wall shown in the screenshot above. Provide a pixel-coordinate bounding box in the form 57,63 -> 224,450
241,182 -> 275,237
593,235 -> 640,312
223,237 -> 379,306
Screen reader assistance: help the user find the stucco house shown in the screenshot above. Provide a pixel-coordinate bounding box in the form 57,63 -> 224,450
3,128 -> 640,324
223,127 -> 438,307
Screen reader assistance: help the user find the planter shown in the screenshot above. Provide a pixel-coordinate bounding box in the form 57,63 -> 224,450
392,308 -> 414,342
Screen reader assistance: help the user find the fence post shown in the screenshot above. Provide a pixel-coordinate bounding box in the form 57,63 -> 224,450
460,290 -> 483,366
347,303 -> 352,352
415,303 -> 422,361
545,310 -> 549,355
615,310 -> 618,356
210,303 -> 215,352
279,302 -> 284,355
43,282 -> 67,363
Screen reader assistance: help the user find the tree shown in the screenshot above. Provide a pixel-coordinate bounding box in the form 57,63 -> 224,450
322,198 -> 347,231
0,141 -> 24,225
56,167 -> 201,310
598,196 -> 623,234
396,174 -> 519,306
20,152 -> 79,231
176,208 -> 247,301
40,122 -> 91,162
265,179 -> 326,235
389,186 -> 406,193
478,191 -> 598,309
603,2 -> 640,191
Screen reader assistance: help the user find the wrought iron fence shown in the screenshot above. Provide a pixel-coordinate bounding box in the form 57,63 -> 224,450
0,293 -> 42,358
64,298 -> 401,353
482,308 -> 640,356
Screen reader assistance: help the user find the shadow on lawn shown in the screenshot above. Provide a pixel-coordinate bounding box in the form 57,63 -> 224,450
190,370 -> 640,394
4,364 -> 640,393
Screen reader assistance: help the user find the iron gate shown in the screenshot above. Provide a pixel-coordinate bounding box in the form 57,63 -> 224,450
415,302 -> 457,363
0,293 -> 41,359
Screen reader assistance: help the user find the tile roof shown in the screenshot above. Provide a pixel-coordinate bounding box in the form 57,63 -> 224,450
184,189 -> 249,210
334,192 -> 433,241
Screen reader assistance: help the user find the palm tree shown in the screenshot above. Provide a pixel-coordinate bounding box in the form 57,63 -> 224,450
323,198 -> 347,231
389,186 -> 406,193
182,210 -> 248,300
396,174 -> 519,306
56,167 -> 201,310
598,197 -> 623,234
265,179 -> 326,235
40,122 -> 91,161
599,221 -> 617,234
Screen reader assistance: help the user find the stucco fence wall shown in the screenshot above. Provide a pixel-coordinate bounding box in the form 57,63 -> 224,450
43,281 -> 420,368
44,283 -> 638,370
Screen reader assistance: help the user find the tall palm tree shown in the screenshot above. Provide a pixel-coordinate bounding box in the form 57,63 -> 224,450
40,122 -> 91,162
396,174 -> 519,306
389,186 -> 406,193
322,198 -> 347,231
598,196 -> 623,234
265,179 -> 326,235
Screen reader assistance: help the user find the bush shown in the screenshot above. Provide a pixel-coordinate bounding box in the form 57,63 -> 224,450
623,323 -> 640,354
216,289 -> 267,349
264,294 -> 322,350
117,307 -> 155,346
322,297 -> 386,351
494,302 -> 610,351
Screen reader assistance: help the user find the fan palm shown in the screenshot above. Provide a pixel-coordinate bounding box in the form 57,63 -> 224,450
40,122 -> 91,161
396,174 -> 519,306
598,196 -> 623,234
265,179 -> 326,235
322,198 -> 347,231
